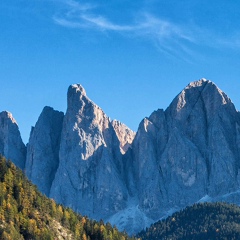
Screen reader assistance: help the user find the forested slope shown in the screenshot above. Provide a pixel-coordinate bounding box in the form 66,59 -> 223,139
137,202 -> 240,240
0,155 -> 134,240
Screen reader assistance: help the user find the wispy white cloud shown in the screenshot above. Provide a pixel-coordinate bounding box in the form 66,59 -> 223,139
53,0 -> 240,61
136,13 -> 195,42
53,0 -> 136,31
53,17 -> 89,29
79,14 -> 135,31
132,13 -> 197,59
53,0 -> 193,37
53,0 -> 196,59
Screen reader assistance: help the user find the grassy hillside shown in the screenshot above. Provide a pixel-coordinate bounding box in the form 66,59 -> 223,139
137,202 -> 240,240
0,155 -> 135,240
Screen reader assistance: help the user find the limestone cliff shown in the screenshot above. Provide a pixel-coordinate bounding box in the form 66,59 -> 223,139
50,84 -> 128,220
25,106 -> 64,196
111,120 -> 135,154
129,79 -> 240,226
0,111 -> 26,169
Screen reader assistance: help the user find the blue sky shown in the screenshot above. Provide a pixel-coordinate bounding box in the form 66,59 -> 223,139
1,0 -> 240,143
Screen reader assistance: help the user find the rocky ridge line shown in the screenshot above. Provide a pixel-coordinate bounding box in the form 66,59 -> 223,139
2,79 -> 240,235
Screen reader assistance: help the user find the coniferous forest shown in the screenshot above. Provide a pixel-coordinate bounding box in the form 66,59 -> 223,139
0,155 -> 135,240
137,202 -> 240,240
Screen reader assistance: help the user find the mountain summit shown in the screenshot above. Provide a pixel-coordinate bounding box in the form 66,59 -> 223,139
50,83 -> 129,220
25,106 -> 64,196
128,79 -> 240,229
1,79 -> 240,234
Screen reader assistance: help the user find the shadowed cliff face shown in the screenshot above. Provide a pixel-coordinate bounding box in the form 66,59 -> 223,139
165,79 -> 238,196
25,106 -> 64,196
0,111 -> 26,169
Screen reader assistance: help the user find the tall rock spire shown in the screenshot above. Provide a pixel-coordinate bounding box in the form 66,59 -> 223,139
50,84 -> 128,220
0,111 -> 26,169
25,106 -> 64,196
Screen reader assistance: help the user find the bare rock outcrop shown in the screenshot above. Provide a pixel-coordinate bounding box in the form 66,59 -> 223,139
25,106 -> 64,196
50,84 -> 128,220
111,120 -> 135,154
0,111 -> 26,169
130,79 -> 240,227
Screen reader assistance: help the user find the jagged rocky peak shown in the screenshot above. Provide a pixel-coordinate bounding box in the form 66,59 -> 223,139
25,106 -> 64,196
71,83 -> 86,95
187,78 -> 210,88
68,84 -> 86,100
111,120 -> 136,154
167,78 -> 235,121
148,109 -> 166,129
0,111 -> 26,169
164,79 -> 239,197
128,78 -> 240,230
187,78 -> 232,104
50,83 -> 128,221
0,111 -> 17,124
67,83 -> 111,136
67,84 -> 87,110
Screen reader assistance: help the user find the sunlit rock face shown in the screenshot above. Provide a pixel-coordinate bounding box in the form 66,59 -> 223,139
50,84 -> 128,220
0,111 -> 26,169
25,106 -> 64,196
111,119 -> 136,154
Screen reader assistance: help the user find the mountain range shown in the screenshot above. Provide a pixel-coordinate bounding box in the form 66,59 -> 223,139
1,79 -> 240,234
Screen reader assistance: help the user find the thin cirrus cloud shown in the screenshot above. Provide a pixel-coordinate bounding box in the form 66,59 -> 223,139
53,0 -> 138,31
52,0 -> 204,59
53,0 -> 194,36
